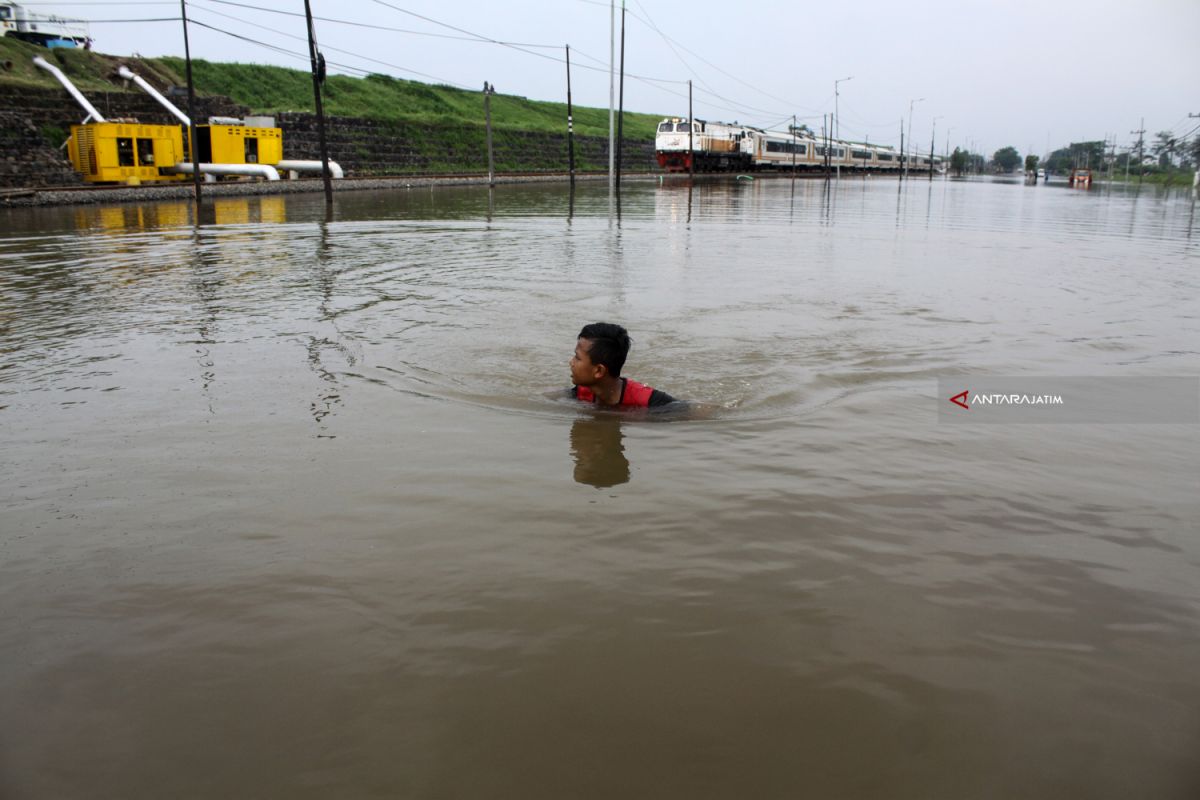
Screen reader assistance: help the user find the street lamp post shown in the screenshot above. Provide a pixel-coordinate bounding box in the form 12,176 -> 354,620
906,97 -> 924,179
834,76 -> 852,179
945,127 -> 953,159
929,115 -> 942,180
834,75 -> 853,141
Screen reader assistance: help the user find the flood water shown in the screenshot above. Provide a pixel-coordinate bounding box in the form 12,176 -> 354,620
2,177 -> 1199,799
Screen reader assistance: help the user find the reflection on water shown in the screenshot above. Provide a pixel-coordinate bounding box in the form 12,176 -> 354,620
65,195 -> 289,233
1,178 -> 1199,799
569,416 -> 630,488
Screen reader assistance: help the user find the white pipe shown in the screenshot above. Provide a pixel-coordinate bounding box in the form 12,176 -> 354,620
276,160 -> 344,179
32,56 -> 105,123
166,163 -> 280,181
117,65 -> 190,126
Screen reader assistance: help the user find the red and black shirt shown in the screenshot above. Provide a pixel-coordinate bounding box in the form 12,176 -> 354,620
572,378 -> 677,409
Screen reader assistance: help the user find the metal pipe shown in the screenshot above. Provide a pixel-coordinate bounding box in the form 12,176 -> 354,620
276,160 -> 343,179
32,56 -> 105,122
117,65 -> 190,126
166,163 -> 280,181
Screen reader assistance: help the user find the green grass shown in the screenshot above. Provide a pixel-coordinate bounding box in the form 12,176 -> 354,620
2,40 -> 662,138
150,56 -> 659,140
0,37 -> 183,91
1100,168 -> 1197,186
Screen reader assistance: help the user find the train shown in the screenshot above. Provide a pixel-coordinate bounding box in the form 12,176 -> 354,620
655,117 -> 943,175
1,2 -> 89,47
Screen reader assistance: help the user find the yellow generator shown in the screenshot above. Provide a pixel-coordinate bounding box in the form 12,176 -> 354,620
68,122 -> 187,184
194,118 -> 283,167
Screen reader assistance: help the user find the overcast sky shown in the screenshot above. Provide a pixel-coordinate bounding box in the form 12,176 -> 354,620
48,0 -> 1200,157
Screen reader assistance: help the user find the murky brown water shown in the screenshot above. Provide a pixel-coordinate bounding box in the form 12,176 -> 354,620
2,177 -> 1199,799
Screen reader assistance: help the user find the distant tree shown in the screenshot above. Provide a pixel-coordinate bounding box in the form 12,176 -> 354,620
1045,140 -> 1105,173
993,146 -> 1021,172
950,146 -> 968,176
1025,154 -> 1040,173
1151,130 -> 1176,168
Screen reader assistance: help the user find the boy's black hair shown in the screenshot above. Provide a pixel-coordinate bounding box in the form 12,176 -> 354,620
578,322 -> 632,378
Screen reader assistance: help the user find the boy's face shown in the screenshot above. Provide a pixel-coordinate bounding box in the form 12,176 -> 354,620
570,337 -> 606,386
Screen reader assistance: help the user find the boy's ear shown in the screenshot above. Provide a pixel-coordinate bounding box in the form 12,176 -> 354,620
593,363 -> 608,379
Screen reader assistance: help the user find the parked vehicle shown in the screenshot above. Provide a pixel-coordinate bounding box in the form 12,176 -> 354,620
0,2 -> 89,47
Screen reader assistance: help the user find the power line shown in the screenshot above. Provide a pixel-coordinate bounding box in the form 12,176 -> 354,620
630,0 -> 716,96
54,16 -> 179,22
186,15 -> 467,88
583,0 -> 823,114
195,0 -> 559,48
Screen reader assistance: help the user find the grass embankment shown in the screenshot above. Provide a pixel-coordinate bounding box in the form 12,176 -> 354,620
155,58 -> 661,141
1099,170 -> 1198,186
0,38 -> 660,141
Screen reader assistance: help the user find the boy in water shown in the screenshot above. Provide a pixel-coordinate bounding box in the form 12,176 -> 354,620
569,322 -> 678,409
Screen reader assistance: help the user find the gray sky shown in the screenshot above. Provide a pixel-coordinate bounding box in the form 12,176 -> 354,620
43,0 -> 1200,157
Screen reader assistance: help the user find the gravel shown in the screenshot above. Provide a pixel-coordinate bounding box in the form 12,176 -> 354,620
0,172 -> 656,208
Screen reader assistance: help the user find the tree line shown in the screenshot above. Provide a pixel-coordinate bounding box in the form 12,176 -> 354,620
945,133 -> 1198,178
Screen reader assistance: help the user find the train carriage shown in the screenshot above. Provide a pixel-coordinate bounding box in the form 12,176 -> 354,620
659,116 -> 917,175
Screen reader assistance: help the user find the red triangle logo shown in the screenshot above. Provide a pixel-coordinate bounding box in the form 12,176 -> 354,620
950,390 -> 969,410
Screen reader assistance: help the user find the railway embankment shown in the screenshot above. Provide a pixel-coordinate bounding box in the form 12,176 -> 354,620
0,83 -> 657,196
0,42 -> 659,197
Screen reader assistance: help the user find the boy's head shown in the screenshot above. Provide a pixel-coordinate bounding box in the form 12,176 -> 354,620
571,322 -> 631,384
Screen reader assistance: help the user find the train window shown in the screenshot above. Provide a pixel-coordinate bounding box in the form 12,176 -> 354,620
766,141 -> 807,155
658,122 -> 673,133
877,153 -> 893,161
116,137 -> 135,166
0,7 -> 10,19
852,150 -> 871,160
675,123 -> 692,132
136,138 -> 155,165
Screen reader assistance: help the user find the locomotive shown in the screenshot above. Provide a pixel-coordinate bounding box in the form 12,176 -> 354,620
655,118 -> 942,174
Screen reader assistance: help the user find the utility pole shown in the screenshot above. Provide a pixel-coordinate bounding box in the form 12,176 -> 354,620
945,127 -> 953,159
929,119 -> 937,181
791,113 -> 796,181
822,115 -> 830,180
1191,113 -> 1200,188
565,45 -> 574,186
688,80 -> 694,179
898,119 -> 904,181
303,0 -> 332,206
483,82 -> 495,187
180,0 -> 201,206
608,0 -> 615,192
1131,118 -> 1145,185
614,1 -> 626,193
906,97 -> 923,180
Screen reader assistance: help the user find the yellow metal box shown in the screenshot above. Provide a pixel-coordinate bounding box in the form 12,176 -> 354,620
194,125 -> 284,166
68,122 -> 187,184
